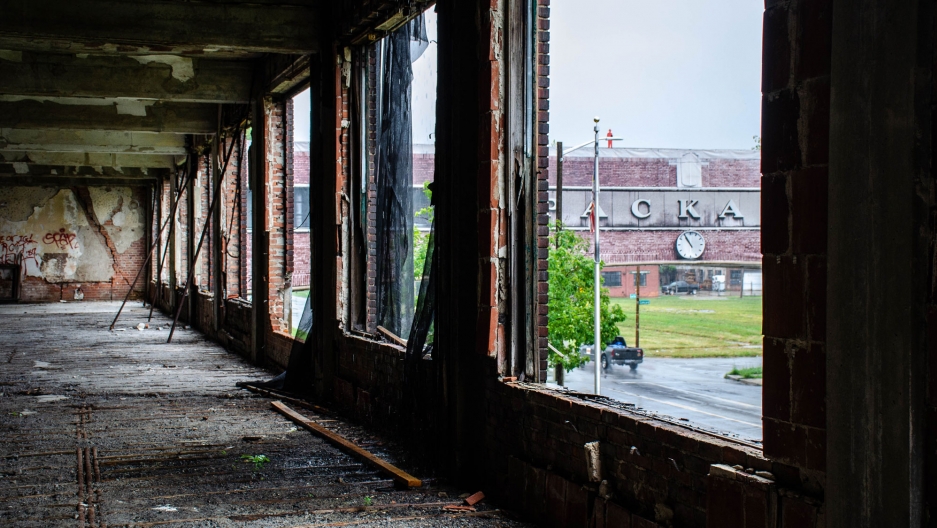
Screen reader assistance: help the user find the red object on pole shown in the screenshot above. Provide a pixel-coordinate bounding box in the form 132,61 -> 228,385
606,129 -> 613,148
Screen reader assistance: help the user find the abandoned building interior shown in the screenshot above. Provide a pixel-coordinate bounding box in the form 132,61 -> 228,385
0,0 -> 934,527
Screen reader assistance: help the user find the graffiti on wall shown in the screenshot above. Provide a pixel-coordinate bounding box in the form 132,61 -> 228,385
43,229 -> 79,250
0,234 -> 39,266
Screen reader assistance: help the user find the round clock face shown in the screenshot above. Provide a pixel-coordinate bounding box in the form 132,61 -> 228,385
675,231 -> 705,259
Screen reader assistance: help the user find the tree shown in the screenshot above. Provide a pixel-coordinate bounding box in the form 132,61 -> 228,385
413,181 -> 433,281
548,223 -> 627,372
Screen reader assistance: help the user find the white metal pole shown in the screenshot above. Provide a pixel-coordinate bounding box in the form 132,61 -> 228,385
593,118 -> 601,395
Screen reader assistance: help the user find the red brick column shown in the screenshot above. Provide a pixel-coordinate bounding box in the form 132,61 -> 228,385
264,97 -> 289,334
760,0 -> 829,476
535,0 -> 551,379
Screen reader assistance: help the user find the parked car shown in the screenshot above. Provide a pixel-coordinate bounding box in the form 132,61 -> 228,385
662,280 -> 699,295
579,336 -> 644,370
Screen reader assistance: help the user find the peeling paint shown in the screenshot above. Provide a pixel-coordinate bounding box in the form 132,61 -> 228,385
0,187 -> 144,283
131,55 -> 195,82
115,100 -> 152,117
89,187 -> 143,254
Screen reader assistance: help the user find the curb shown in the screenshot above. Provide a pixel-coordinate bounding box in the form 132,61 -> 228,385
725,374 -> 763,386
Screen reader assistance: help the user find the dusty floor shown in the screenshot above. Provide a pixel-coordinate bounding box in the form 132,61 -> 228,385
0,302 -> 530,527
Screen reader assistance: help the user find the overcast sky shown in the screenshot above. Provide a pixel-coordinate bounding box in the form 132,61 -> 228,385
551,0 -> 763,150
296,2 -> 762,150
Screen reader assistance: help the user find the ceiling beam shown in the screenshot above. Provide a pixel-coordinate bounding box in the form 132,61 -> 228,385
0,152 -> 181,170
0,53 -> 253,103
0,99 -> 217,134
0,129 -> 186,155
0,163 -> 158,178
0,175 -> 159,187
0,0 -> 321,55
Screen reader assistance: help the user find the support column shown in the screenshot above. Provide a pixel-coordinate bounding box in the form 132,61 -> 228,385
212,109 -> 223,332
186,151 -> 196,324
827,0 -> 931,525
168,167 -> 177,312
251,96 -> 268,365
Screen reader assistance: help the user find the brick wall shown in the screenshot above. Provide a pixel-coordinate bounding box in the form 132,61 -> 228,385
548,155 -> 760,188
265,97 -> 290,334
704,1 -> 833,526
413,149 -> 434,185
482,378 -> 795,528
535,0 -> 551,380
1,185 -> 149,303
293,145 -> 310,185
602,264 -> 661,298
366,45 -> 379,332
760,0 -> 829,477
293,231 -> 311,288
585,229 -> 762,264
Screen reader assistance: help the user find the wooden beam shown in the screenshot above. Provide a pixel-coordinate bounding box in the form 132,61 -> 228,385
0,175 -> 159,187
0,152 -> 180,170
0,53 -> 253,103
0,100 -> 217,134
0,0 -> 321,55
271,401 -> 422,488
0,129 -> 186,155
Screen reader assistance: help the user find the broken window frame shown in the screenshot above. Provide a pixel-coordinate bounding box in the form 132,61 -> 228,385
504,0 -> 540,380
343,12 -> 434,343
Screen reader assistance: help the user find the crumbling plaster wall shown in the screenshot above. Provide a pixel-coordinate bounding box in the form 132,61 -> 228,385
0,185 -> 146,301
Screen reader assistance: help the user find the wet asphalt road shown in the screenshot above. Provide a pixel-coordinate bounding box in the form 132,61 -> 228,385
292,295 -> 762,440
550,357 -> 763,441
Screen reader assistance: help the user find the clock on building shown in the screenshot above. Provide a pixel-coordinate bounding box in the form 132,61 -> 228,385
675,231 -> 705,259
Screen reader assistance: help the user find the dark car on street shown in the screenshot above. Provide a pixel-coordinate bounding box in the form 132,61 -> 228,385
662,280 -> 699,295
579,336 -> 644,370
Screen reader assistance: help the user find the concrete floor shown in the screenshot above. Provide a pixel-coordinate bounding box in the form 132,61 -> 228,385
552,357 -> 764,442
0,302 -> 530,527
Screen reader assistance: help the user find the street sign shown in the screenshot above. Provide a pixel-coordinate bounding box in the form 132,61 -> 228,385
639,300 -> 650,305
629,294 -> 636,299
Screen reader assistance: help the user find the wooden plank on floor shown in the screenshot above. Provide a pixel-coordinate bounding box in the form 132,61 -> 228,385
270,401 -> 421,488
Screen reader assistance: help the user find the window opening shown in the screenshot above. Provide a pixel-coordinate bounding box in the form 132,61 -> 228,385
372,10 -> 434,343
546,1 -> 764,442
290,88 -> 312,335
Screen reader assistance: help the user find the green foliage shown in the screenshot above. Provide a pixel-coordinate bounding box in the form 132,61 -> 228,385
241,454 -> 270,470
364,496 -> 374,506
547,223 -> 627,372
413,181 -> 434,281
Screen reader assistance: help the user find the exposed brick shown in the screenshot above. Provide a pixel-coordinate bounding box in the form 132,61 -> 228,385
762,338 -> 791,421
790,343 -> 825,429
762,89 -> 802,174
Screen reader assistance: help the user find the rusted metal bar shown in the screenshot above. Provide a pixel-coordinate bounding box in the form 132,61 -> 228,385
109,169 -> 192,331
148,166 -> 186,322
271,401 -> 421,488
168,128 -> 240,343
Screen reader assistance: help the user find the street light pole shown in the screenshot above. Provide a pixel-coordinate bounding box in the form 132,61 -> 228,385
592,118 -> 602,396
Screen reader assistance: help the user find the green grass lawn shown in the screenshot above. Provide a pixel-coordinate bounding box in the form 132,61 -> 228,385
611,295 -> 763,358
293,289 -> 310,299
727,366 -> 763,379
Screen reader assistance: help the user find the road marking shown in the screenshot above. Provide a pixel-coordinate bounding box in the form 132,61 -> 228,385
614,381 -> 761,410
606,387 -> 762,429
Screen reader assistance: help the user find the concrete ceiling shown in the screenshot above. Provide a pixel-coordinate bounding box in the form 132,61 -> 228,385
0,0 -> 322,183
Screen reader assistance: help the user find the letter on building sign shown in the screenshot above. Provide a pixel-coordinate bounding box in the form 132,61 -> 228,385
719,199 -> 744,219
678,199 -> 700,219
631,199 -> 651,219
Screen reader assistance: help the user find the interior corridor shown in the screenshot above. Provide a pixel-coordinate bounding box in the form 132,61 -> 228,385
0,303 -> 526,527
